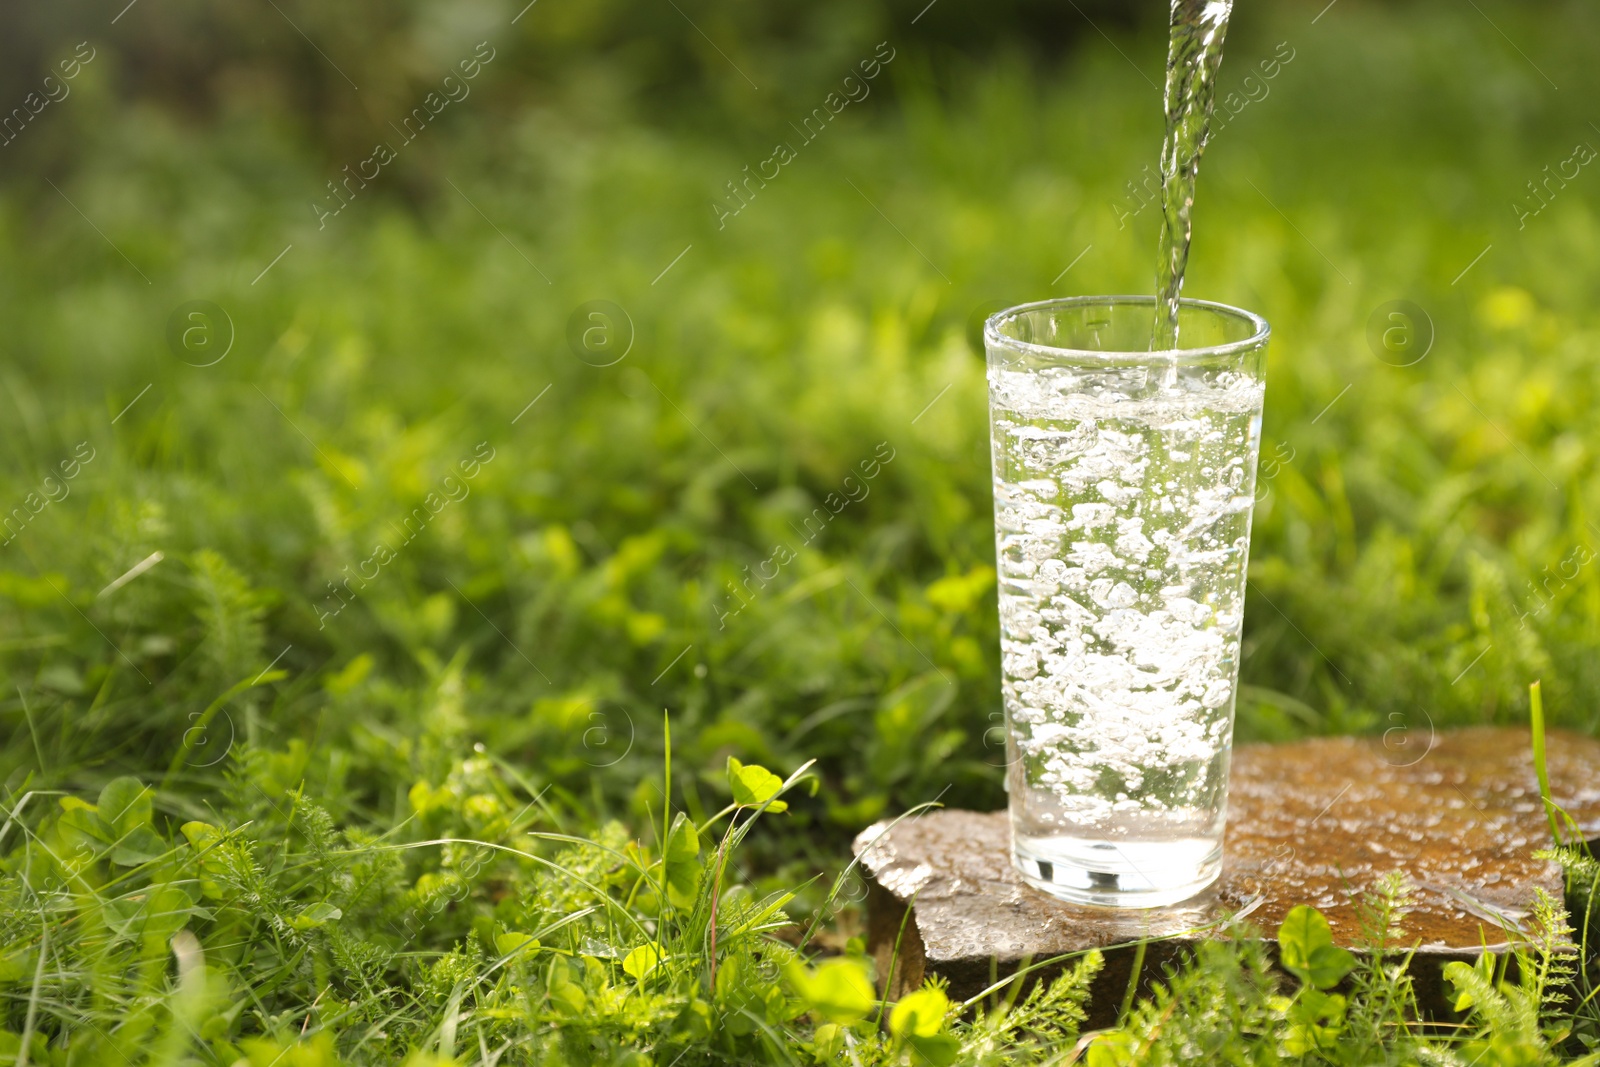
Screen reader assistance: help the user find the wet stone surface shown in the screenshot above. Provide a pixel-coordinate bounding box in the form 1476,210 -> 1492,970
854,727 -> 1600,1024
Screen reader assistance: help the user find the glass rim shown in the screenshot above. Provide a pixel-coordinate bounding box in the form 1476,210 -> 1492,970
984,294 -> 1270,364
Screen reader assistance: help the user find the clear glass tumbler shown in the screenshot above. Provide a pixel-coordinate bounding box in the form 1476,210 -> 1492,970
985,296 -> 1269,908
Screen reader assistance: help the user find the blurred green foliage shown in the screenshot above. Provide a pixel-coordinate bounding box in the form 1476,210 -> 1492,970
1,0 -> 1600,1057
1,0 -> 1137,166
2,0 -> 1596,816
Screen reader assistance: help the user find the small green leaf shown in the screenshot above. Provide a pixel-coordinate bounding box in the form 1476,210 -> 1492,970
1278,905 -> 1354,989
110,825 -> 168,866
1307,943 -> 1356,988
146,886 -> 197,940
622,943 -> 663,983
181,821 -> 229,898
907,1033 -> 961,1067
495,932 -> 539,958
811,1023 -> 845,1063
1444,960 -> 1482,1012
409,780 -> 453,816
888,986 -> 950,1039
1296,987 -> 1346,1020
784,958 -> 876,1023
57,797 -> 110,854
0,1029 -> 47,1067
98,777 -> 153,835
548,957 -> 587,1012
289,902 -> 343,930
103,896 -> 144,940
1283,987 -> 1348,1054
550,977 -> 586,1013
663,812 -> 703,909
0,947 -> 35,983
673,997 -> 712,1040
727,757 -> 788,813
1086,1032 -> 1137,1067
1278,903 -> 1329,963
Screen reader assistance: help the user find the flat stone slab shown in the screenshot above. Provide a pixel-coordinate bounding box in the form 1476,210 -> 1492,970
855,726 -> 1600,1024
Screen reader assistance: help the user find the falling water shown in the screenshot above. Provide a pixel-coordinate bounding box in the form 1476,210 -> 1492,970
1152,0 -> 1235,350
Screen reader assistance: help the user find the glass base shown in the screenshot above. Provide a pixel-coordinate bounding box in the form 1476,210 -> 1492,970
1013,833 -> 1221,908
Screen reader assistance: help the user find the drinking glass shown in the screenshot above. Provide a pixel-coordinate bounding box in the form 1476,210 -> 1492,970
985,295 -> 1269,907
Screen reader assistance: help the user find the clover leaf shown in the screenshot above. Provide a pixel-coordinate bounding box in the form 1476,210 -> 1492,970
784,958 -> 876,1024
1278,904 -> 1355,990
663,811 -> 703,908
727,757 -> 788,813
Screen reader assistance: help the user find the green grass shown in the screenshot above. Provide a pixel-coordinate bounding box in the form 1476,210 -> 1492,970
2,0 -> 1600,1061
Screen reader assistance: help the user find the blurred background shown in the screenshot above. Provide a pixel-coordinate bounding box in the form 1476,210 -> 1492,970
2,0 -> 1137,156
1,0 -> 1597,849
